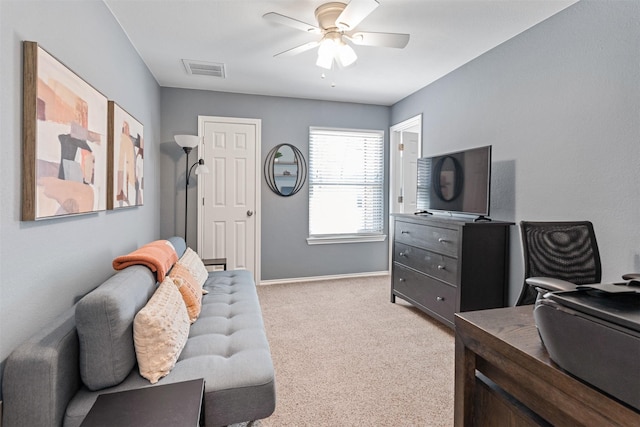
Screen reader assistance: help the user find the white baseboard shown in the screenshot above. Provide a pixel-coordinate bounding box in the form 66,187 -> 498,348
259,270 -> 390,286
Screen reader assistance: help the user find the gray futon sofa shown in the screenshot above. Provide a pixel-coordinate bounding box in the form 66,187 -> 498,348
2,236 -> 275,426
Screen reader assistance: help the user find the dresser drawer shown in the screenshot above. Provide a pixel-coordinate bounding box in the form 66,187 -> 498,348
394,242 -> 458,285
394,220 -> 459,258
392,265 -> 456,325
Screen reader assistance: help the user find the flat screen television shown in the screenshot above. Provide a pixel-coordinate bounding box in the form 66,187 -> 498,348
416,145 -> 492,219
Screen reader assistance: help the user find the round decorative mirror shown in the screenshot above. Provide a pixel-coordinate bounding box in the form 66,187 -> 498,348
264,143 -> 307,197
434,155 -> 463,201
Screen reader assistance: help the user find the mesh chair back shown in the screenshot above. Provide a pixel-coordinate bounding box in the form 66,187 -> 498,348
516,221 -> 602,305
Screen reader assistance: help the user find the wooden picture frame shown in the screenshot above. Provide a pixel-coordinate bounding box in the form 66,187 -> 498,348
107,102 -> 144,209
22,41 -> 108,220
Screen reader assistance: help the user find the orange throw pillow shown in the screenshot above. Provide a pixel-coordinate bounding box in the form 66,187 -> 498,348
169,264 -> 202,323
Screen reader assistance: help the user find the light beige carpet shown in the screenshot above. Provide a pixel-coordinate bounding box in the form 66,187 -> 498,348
253,275 -> 455,426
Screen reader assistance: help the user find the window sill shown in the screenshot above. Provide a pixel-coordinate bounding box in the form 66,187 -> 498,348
307,234 -> 387,245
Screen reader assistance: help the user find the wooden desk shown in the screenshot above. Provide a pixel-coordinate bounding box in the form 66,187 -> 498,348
454,306 -> 640,426
80,379 -> 205,427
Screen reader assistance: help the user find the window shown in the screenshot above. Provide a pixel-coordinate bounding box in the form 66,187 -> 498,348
308,127 -> 385,244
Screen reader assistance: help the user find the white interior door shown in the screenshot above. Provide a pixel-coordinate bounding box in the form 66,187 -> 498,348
197,116 -> 261,281
389,115 -> 422,272
390,115 -> 422,215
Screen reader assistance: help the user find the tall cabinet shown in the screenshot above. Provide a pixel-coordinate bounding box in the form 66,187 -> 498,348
391,214 -> 512,329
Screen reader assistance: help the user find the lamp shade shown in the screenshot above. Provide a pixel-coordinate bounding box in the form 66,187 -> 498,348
316,38 -> 336,69
195,163 -> 209,175
337,43 -> 357,67
174,134 -> 200,148
316,35 -> 357,69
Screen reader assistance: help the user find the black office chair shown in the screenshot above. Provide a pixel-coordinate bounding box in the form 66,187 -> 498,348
516,221 -> 603,306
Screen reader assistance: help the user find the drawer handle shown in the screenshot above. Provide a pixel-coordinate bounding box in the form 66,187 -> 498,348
401,230 -> 409,234
437,264 -> 446,270
399,252 -> 406,257
399,278 -> 406,282
438,238 -> 450,243
436,296 -> 445,302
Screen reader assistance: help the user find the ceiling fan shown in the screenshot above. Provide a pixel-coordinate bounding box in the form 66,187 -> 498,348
263,0 -> 410,69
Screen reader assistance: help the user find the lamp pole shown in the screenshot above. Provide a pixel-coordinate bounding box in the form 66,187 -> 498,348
183,149 -> 208,245
175,134 -> 208,247
184,147 -> 191,243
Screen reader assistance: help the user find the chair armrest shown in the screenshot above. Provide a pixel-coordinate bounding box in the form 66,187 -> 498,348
622,273 -> 640,280
525,277 -> 577,293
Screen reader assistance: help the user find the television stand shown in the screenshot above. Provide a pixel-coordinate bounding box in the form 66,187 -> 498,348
413,210 -> 433,216
391,214 -> 512,328
474,215 -> 492,222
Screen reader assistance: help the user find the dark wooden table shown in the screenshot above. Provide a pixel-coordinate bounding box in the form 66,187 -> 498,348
80,379 -> 205,427
454,306 -> 640,426
203,258 -> 227,271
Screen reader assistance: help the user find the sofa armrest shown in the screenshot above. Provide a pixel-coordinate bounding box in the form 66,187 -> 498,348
2,307 -> 81,427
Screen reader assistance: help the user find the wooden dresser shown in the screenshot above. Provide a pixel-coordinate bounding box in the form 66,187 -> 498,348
391,214 -> 512,328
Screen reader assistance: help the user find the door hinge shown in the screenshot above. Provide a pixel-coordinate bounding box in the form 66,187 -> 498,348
202,198 -> 205,206
398,143 -> 404,151
398,195 -> 404,203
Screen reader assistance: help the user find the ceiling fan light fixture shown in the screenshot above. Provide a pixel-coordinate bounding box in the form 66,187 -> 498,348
267,0 -> 404,70
316,34 -> 357,69
316,52 -> 334,69
337,42 -> 357,67
317,37 -> 337,69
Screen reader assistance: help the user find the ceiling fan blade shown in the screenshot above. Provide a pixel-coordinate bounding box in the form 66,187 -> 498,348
274,41 -> 320,57
348,31 -> 410,49
263,12 -> 321,34
336,0 -> 379,31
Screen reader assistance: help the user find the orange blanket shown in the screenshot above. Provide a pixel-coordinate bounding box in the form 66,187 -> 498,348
112,240 -> 178,282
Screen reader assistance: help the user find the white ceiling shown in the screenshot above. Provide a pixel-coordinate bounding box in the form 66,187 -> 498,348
104,0 -> 578,106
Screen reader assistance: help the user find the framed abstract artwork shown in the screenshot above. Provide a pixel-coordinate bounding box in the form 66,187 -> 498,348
107,102 -> 144,209
22,41 -> 108,220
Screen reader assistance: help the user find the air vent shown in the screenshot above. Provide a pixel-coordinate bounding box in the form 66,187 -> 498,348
182,59 -> 226,78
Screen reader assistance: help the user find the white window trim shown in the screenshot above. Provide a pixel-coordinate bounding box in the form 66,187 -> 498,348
308,126 -> 386,245
307,234 -> 387,245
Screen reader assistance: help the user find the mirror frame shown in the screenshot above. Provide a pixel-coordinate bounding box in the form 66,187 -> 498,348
433,155 -> 463,202
264,143 -> 307,197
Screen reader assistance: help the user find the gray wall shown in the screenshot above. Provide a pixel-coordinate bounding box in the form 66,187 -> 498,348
0,0 -> 161,382
391,0 -> 640,304
161,88 -> 391,281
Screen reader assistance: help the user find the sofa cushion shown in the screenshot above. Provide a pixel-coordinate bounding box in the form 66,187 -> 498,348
176,270 -> 276,426
75,266 -> 156,391
169,263 -> 202,323
177,247 -> 209,288
134,277 -> 190,384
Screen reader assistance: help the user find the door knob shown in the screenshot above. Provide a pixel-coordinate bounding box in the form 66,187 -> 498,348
247,210 -> 254,217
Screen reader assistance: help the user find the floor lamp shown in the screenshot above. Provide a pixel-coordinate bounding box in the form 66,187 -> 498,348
175,135 -> 209,245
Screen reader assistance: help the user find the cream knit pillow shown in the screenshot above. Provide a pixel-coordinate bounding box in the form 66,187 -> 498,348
177,247 -> 209,288
133,277 -> 190,384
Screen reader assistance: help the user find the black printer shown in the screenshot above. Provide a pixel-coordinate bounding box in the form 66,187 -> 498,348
534,281 -> 640,412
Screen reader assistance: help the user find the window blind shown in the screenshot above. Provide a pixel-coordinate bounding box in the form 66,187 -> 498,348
309,127 -> 384,238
